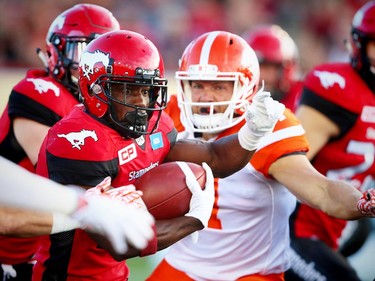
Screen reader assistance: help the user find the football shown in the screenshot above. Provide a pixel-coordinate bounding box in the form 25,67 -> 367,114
134,161 -> 206,220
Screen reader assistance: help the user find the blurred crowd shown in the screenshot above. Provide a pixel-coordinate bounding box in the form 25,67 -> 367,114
0,0 -> 369,77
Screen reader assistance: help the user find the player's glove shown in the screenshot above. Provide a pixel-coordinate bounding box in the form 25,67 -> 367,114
184,162 -> 215,228
238,91 -> 285,151
357,188 -> 375,217
71,177 -> 155,254
85,176 -> 147,210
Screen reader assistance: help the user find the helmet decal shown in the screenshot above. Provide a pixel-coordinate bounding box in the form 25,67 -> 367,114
49,15 -> 65,35
79,50 -> 110,80
352,9 -> 364,28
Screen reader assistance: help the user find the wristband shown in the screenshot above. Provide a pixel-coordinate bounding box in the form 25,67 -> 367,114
51,212 -> 81,234
140,224 -> 157,256
238,124 -> 262,151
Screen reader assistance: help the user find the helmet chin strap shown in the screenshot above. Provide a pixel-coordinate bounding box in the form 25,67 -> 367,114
36,48 -> 48,68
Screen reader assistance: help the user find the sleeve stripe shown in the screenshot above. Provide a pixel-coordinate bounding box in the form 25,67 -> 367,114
257,124 -> 305,151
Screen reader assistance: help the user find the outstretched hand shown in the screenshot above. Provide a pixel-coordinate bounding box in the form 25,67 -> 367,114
238,91 -> 285,151
248,91 -> 286,131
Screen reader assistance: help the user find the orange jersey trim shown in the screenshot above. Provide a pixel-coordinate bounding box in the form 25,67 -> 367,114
147,259 -> 285,281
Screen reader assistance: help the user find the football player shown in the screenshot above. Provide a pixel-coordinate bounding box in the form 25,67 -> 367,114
243,24 -> 302,112
33,29 -> 285,280
286,1 -> 375,280
0,4 -> 120,280
148,31 -> 375,281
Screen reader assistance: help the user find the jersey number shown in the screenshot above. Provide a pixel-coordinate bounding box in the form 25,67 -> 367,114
327,140 -> 374,191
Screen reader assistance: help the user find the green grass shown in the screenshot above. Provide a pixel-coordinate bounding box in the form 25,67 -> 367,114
127,250 -> 167,281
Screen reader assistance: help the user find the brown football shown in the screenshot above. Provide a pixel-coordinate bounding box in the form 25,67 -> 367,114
134,161 -> 206,220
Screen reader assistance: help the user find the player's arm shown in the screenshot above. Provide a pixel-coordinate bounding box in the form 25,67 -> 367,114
0,155 -> 79,237
0,157 -> 155,253
13,117 -> 51,165
99,216 -> 204,261
0,156 -> 81,214
295,105 -> 339,160
167,135 -> 251,178
269,154 -> 363,219
0,207 -> 53,237
166,91 -> 285,178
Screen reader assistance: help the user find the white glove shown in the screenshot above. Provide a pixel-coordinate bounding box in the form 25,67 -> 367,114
71,177 -> 155,254
85,176 -> 147,210
238,91 -> 285,151
184,162 -> 215,228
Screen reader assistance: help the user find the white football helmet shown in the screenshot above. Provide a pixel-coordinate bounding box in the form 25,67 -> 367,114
176,31 -> 260,133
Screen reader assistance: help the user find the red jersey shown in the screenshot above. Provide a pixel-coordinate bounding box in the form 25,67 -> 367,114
290,63 -> 375,249
34,105 -> 177,281
0,69 -> 78,265
280,80 -> 303,113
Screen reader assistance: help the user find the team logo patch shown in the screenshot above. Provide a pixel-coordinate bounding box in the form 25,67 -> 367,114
118,143 -> 137,165
79,50 -> 110,80
361,106 -> 375,123
46,15 -> 65,46
150,132 -> 164,150
27,78 -> 60,96
313,70 -> 345,89
57,129 -> 98,150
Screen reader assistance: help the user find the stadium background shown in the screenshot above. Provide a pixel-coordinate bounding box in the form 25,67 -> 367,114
0,0 -> 374,280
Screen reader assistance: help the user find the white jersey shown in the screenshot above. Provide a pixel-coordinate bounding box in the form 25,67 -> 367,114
164,107 -> 309,280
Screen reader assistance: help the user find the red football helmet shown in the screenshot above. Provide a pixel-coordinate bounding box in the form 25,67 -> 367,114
78,30 -> 168,138
44,4 -> 120,96
351,1 -> 375,80
243,24 -> 298,100
176,31 -> 260,133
